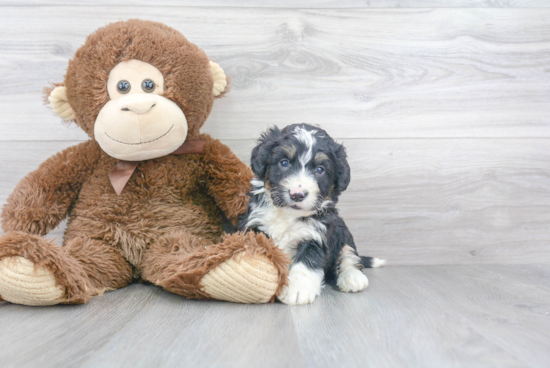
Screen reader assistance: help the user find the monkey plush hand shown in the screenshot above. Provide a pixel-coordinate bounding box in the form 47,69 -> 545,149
0,20 -> 288,306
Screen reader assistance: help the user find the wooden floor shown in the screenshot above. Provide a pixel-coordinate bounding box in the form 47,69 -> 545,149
1,264 -> 549,368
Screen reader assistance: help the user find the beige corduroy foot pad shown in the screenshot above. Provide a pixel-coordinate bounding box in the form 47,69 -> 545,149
0,256 -> 64,306
200,254 -> 279,303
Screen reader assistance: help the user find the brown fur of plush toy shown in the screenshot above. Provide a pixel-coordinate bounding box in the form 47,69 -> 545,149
0,20 -> 289,305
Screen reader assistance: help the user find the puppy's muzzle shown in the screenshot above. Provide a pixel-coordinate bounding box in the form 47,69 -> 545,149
290,188 -> 308,202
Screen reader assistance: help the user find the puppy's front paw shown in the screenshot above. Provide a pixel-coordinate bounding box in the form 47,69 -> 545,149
278,282 -> 318,305
337,268 -> 369,293
277,263 -> 323,305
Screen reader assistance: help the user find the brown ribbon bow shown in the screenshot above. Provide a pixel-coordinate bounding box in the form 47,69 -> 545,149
108,139 -> 206,196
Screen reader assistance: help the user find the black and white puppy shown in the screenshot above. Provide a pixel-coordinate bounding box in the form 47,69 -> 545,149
239,123 -> 385,305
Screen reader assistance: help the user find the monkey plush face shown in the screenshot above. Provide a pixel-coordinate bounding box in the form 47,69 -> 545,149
94,59 -> 188,160
45,19 -> 229,161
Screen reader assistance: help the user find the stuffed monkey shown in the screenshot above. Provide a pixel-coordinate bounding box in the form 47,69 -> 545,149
0,19 -> 288,306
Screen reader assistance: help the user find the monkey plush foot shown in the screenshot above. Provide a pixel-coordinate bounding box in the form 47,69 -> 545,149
200,253 -> 279,303
142,231 -> 289,303
199,232 -> 290,303
0,231 -> 93,306
0,256 -> 64,306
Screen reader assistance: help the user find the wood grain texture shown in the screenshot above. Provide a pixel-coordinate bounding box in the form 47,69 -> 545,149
0,139 -> 548,266
292,264 -> 550,368
3,1 -> 550,8
80,294 -> 304,368
0,6 -> 549,265
1,265 -> 549,368
1,7 -> 550,141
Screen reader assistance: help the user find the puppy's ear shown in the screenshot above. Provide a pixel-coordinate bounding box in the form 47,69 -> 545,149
334,143 -> 351,192
251,127 -> 283,179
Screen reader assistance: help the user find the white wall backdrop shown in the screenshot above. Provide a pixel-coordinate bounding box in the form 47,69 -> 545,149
1,1 -> 549,265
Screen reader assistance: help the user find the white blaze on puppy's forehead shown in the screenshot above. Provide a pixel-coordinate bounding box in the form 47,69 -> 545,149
293,126 -> 317,166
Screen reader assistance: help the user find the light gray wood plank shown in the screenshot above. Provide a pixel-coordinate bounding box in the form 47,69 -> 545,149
412,265 -> 550,367
295,274 -> 509,367
1,7 -> 550,141
293,265 -> 550,367
495,264 -> 550,291
0,285 -> 303,368
0,139 -> 548,266
338,138 -> 550,266
0,285 -> 164,368
3,1 -> 550,8
80,293 -> 304,368
1,265 -> 549,367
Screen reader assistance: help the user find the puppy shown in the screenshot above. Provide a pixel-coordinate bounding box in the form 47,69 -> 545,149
239,124 -> 385,305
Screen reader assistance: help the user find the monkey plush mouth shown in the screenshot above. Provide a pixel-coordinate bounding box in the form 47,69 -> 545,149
104,124 -> 174,145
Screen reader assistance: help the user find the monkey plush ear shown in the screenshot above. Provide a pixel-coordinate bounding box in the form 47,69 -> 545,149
210,61 -> 229,98
47,85 -> 76,121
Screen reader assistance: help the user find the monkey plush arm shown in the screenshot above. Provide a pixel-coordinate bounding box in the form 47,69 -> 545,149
200,134 -> 253,223
1,140 -> 101,235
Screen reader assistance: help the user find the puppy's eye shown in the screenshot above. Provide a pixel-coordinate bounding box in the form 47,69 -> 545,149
117,80 -> 131,94
316,166 -> 325,175
280,159 -> 290,168
142,79 -> 156,93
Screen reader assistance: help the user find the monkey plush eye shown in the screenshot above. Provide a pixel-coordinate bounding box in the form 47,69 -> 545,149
142,79 -> 156,93
117,80 -> 131,94
316,166 -> 325,175
280,159 -> 290,168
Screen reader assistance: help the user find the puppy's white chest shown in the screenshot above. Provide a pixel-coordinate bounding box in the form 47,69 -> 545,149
258,208 -> 324,258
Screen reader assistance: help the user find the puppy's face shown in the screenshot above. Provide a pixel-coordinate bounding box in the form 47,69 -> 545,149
251,124 -> 350,213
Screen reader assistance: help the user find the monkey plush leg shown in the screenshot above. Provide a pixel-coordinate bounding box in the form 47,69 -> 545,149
141,231 -> 289,303
63,236 -> 133,294
0,231 -> 132,306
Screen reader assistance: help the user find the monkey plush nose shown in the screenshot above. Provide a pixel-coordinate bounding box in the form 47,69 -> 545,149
289,189 -> 308,202
119,94 -> 157,114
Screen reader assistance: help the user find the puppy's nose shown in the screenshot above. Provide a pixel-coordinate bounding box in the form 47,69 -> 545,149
290,188 -> 308,202
119,94 -> 157,114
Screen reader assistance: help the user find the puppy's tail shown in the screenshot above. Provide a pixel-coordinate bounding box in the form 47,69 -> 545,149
360,256 -> 387,268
